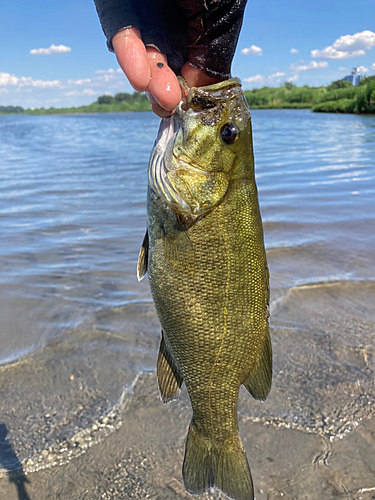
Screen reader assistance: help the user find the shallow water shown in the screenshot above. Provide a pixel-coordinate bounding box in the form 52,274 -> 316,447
0,110 -> 374,499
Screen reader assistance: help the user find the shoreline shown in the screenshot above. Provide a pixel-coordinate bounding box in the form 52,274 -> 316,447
2,77 -> 374,115
2,105 -> 374,116
1,279 -> 375,499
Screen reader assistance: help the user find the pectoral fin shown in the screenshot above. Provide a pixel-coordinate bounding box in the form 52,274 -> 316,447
157,332 -> 183,403
243,331 -> 272,401
137,230 -> 149,281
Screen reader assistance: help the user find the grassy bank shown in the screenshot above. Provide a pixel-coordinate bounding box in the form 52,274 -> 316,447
1,77 -> 374,115
244,83 -> 324,109
244,77 -> 375,114
312,78 -> 375,113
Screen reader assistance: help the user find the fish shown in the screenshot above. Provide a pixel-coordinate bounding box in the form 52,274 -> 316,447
137,77 -> 271,500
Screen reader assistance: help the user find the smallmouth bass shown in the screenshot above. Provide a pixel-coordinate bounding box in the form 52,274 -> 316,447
138,77 -> 271,500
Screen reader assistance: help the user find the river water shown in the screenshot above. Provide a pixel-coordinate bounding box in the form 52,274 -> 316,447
0,110 -> 374,500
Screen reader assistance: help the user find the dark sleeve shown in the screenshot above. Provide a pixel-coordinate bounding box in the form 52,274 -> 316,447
93,0 -> 247,79
173,0 -> 248,78
93,0 -> 171,53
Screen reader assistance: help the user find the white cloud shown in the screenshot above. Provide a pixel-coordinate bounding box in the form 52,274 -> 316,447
266,72 -> 286,85
243,72 -> 287,87
30,44 -> 71,55
94,68 -> 123,83
95,69 -> 122,74
0,72 -> 62,88
241,45 -> 263,56
66,70 -> 124,89
290,48 -> 299,54
288,75 -> 299,82
311,30 -> 375,59
73,78 -> 92,85
0,72 -> 18,86
243,74 -> 264,83
290,61 -> 328,71
0,67 -> 131,108
312,47 -> 365,59
371,63 -> 375,70
22,78 -> 62,88
65,89 -> 97,97
337,65 -> 368,74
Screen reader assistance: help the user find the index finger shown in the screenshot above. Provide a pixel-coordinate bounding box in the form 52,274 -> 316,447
112,27 -> 181,115
112,27 -> 151,92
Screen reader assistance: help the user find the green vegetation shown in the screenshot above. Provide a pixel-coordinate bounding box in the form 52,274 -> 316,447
312,78 -> 375,114
312,99 -> 356,114
25,91 -> 151,115
244,83 -> 325,109
0,105 -> 24,114
244,77 -> 375,114
0,92 -> 150,115
326,79 -> 354,90
1,77 -> 374,116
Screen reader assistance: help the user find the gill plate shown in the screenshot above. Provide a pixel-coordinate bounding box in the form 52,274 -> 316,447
148,116 -> 190,213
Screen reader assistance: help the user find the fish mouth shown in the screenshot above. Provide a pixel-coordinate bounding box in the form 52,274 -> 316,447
148,115 -> 191,212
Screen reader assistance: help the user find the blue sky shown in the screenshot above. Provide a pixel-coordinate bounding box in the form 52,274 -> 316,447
1,0 -> 375,108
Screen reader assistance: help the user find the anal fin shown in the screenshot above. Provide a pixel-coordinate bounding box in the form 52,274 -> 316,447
157,332 -> 183,403
137,230 -> 149,281
243,331 -> 272,401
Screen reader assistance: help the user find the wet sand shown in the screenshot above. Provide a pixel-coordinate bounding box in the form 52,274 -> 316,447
1,374 -> 375,500
1,280 -> 374,500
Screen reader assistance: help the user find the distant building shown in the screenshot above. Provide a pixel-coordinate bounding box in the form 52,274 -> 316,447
344,67 -> 361,86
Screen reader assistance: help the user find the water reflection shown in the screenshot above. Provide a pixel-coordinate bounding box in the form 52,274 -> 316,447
0,424 -> 31,500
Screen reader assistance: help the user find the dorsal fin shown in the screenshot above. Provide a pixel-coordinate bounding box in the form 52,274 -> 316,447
157,332 -> 183,403
137,230 -> 149,281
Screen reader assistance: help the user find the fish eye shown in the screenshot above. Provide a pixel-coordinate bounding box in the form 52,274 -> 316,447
220,123 -> 239,144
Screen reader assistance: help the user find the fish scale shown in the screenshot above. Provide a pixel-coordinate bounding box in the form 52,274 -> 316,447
138,77 -> 271,500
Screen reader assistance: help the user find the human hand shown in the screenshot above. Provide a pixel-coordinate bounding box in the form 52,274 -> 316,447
112,27 -> 221,118
95,0 -> 247,116
112,27 -> 180,118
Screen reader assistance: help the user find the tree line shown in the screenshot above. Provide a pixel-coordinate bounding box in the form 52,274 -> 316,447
1,77 -> 374,115
243,77 -> 375,113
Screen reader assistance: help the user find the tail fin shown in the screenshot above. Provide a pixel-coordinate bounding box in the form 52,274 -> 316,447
182,423 -> 254,500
